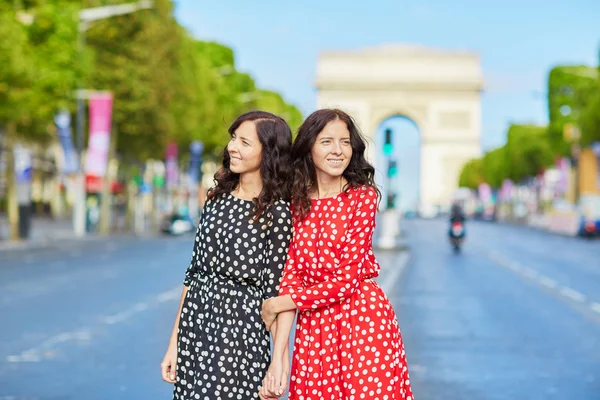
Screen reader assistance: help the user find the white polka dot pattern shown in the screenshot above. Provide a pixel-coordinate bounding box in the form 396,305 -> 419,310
174,193 -> 292,399
279,186 -> 414,399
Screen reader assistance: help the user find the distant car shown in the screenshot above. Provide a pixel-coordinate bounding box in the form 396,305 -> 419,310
161,213 -> 196,235
403,210 -> 417,219
578,217 -> 599,238
577,196 -> 600,238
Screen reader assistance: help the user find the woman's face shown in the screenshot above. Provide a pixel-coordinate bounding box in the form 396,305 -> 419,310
227,121 -> 263,174
310,119 -> 352,179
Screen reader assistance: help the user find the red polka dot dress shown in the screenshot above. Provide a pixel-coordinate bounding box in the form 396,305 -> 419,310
279,186 -> 414,400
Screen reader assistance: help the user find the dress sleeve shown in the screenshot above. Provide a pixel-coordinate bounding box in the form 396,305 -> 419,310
278,237 -> 303,297
183,199 -> 210,286
262,201 -> 293,300
287,187 -> 377,311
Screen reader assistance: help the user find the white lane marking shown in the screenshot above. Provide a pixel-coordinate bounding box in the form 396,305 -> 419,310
7,286 -> 182,363
522,267 -> 539,279
103,302 -> 149,325
486,250 -> 600,316
7,330 -> 92,363
157,287 -> 181,303
539,276 -> 558,289
488,251 -> 507,265
506,261 -> 521,272
559,287 -> 586,302
379,252 -> 410,295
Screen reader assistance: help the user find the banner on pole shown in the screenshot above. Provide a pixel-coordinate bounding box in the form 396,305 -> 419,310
84,93 -> 113,177
55,110 -> 79,174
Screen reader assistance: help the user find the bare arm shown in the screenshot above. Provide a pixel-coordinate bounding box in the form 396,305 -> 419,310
269,317 -> 290,365
260,310 -> 294,398
168,285 -> 189,346
272,309 -> 294,361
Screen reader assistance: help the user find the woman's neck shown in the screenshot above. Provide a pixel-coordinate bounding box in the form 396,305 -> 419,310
234,171 -> 263,200
312,173 -> 347,199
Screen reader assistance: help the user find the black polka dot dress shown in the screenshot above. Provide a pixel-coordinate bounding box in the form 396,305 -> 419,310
174,193 -> 292,400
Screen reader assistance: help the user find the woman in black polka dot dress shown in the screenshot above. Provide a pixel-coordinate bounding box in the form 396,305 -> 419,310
160,111 -> 293,399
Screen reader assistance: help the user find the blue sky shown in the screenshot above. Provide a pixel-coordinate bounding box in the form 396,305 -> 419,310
174,0 -> 599,151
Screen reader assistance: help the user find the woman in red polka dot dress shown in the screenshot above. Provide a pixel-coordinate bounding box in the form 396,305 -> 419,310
259,109 -> 414,400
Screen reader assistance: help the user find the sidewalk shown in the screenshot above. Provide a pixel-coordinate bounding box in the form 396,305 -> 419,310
0,215 -> 85,252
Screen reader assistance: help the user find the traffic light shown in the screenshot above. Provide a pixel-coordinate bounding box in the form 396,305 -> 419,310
383,128 -> 393,156
387,160 -> 398,178
387,193 -> 397,209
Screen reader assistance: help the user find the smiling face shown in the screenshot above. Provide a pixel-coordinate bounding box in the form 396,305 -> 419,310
310,118 -> 352,180
227,120 -> 263,175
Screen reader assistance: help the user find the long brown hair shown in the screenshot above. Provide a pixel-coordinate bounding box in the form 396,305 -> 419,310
208,111 -> 293,221
291,109 -> 380,220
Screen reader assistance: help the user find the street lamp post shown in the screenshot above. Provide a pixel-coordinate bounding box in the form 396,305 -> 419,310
72,1 -> 153,237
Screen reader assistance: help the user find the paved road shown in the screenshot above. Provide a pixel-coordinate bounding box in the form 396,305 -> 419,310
0,235 -> 192,399
1,219 -> 599,399
395,218 -> 600,400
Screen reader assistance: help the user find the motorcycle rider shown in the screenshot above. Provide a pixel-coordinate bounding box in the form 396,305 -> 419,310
449,202 -> 466,224
448,202 -> 466,250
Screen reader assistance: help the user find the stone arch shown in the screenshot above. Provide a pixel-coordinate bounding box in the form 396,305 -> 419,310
315,44 -> 484,209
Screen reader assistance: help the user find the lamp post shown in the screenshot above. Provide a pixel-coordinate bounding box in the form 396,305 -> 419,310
72,1 -> 153,236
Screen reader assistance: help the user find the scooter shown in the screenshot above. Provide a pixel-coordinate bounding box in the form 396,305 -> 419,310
448,221 -> 465,253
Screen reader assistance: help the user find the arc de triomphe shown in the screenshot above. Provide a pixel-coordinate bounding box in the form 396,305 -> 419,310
315,44 -> 484,210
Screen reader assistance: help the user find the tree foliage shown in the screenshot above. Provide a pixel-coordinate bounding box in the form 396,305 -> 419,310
0,9 -> 32,128
504,124 -> 554,182
0,1 -> 82,142
458,158 -> 483,189
458,124 -> 555,189
578,53 -> 600,146
255,89 -> 303,134
0,0 -> 303,162
547,65 -> 598,154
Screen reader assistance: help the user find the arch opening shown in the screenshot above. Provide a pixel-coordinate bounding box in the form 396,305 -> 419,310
373,115 -> 421,214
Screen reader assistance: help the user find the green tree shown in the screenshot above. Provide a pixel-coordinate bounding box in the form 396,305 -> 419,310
579,82 -> 600,146
26,2 -> 81,141
481,146 -> 508,189
0,1 -> 82,142
255,89 -> 303,133
85,0 -> 180,161
458,158 -> 483,189
0,9 -> 32,132
504,124 -> 554,182
547,65 -> 598,155
578,52 -> 600,146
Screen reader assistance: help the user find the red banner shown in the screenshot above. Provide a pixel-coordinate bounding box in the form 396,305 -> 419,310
85,93 -> 113,177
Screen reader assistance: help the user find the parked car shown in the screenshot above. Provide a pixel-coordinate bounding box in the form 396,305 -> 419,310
161,212 -> 196,235
577,195 -> 600,238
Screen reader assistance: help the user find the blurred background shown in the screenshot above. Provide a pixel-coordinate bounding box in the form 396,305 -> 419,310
0,1 -> 599,399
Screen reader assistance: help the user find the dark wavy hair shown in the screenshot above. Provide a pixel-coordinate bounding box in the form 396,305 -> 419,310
291,108 -> 380,220
208,110 -> 293,221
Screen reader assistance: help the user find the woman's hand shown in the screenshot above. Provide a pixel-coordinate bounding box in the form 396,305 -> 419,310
261,298 -> 278,331
160,343 -> 178,384
259,356 -> 288,398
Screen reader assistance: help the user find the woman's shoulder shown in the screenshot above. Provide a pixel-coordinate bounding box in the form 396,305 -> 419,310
347,185 -> 378,202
